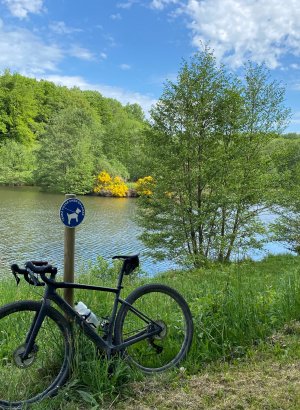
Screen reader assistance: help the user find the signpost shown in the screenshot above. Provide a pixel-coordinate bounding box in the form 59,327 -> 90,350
60,194 -> 85,307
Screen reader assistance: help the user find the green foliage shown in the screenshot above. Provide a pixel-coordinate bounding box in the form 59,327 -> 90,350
137,48 -> 290,267
100,100 -> 148,180
283,132 -> 300,139
34,80 -> 79,128
35,107 -> 102,194
96,156 -> 129,181
268,137 -> 300,253
271,214 -> 300,254
0,70 -> 147,190
83,91 -> 148,180
0,140 -> 35,185
124,103 -> 145,121
135,176 -> 154,196
153,254 -> 300,368
0,70 -> 40,144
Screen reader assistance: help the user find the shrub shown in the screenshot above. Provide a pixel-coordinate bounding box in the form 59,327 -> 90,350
135,176 -> 154,197
94,171 -> 128,197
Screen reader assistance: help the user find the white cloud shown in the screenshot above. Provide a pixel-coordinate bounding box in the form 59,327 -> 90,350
290,63 -> 300,70
100,52 -> 107,60
120,63 -> 131,70
154,0 -> 300,69
42,74 -> 157,115
2,0 -> 44,19
104,34 -> 117,47
117,0 -> 139,9
49,21 -> 82,35
69,46 -> 95,61
150,0 -> 180,10
110,13 -> 122,20
0,22 -> 97,73
0,25 -> 62,74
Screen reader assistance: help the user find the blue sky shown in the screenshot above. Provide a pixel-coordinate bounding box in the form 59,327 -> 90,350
0,0 -> 300,132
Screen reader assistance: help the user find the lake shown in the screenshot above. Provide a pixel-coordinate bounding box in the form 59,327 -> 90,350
0,186 -> 177,277
0,186 -> 289,278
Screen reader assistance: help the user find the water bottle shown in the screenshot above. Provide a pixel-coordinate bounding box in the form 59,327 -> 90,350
75,301 -> 100,329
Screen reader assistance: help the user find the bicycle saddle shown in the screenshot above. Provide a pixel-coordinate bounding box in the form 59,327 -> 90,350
112,254 -> 139,275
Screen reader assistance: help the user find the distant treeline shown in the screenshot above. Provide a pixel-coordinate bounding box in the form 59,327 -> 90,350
0,69 -> 300,201
0,70 -> 149,194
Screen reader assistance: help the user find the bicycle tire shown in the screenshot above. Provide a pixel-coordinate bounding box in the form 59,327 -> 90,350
0,300 -> 73,409
114,284 -> 193,373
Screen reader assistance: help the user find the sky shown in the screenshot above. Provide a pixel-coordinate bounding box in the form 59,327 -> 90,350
0,0 -> 300,132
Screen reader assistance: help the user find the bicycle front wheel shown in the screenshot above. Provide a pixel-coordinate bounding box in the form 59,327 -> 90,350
114,284 -> 193,373
0,300 -> 73,409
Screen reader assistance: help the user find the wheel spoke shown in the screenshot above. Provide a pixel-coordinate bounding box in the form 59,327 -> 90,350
0,301 -> 72,408
115,284 -> 193,372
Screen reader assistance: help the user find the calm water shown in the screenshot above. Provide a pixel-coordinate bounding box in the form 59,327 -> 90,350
0,186 -> 177,276
0,187 -> 289,278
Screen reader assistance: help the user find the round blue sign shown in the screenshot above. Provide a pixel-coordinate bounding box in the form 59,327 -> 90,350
60,198 -> 85,228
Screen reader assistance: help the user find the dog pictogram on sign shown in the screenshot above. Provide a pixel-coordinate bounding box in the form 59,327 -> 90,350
60,198 -> 85,227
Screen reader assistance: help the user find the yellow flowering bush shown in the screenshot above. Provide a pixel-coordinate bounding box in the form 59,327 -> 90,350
109,176 -> 128,197
135,176 -> 154,197
94,171 -> 128,197
98,171 -> 112,185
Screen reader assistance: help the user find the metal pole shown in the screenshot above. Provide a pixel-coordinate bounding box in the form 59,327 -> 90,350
63,193 -> 76,307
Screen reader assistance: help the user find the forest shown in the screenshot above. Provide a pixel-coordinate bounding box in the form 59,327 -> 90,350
0,69 -> 148,194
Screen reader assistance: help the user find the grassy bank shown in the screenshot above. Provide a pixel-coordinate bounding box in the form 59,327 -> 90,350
116,324 -> 300,409
1,254 -> 300,408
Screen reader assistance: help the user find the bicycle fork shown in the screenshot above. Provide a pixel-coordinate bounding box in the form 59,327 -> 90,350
18,300 -> 49,363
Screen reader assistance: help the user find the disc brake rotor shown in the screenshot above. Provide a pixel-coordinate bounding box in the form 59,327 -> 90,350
153,320 -> 167,340
13,344 -> 37,368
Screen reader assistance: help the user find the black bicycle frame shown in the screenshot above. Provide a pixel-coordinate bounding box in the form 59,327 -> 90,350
22,272 -> 162,360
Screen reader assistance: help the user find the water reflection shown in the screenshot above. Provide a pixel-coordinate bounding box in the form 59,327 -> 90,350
0,186 -> 176,276
0,187 -> 291,278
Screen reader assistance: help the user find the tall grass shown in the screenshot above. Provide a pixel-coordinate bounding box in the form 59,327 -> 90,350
159,254 -> 300,370
1,254 -> 300,407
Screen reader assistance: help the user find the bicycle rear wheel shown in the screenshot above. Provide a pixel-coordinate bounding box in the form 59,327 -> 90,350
114,284 -> 193,373
0,300 -> 73,408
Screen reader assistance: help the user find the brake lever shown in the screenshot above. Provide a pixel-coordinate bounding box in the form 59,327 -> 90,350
11,264 -> 21,286
12,271 -> 20,286
27,269 -> 43,286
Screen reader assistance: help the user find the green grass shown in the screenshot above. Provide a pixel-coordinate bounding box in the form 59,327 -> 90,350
116,325 -> 300,409
1,254 -> 300,408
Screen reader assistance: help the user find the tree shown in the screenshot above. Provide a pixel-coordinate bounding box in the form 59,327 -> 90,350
269,138 -> 300,254
0,72 -> 149,187
0,70 -> 40,144
36,107 -> 103,194
137,49 -> 290,267
83,91 -> 148,180
0,140 -> 35,185
282,132 -> 300,139
124,103 -> 145,121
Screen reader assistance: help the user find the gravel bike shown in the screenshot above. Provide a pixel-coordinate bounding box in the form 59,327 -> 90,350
0,255 -> 193,408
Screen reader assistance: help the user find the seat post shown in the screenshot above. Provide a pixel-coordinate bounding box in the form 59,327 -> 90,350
117,262 -> 126,289
112,254 -> 139,287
